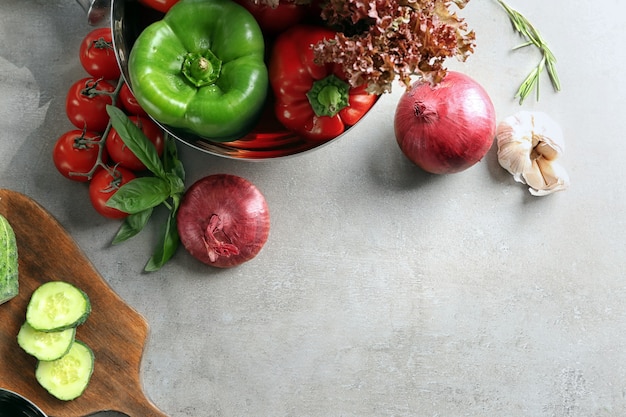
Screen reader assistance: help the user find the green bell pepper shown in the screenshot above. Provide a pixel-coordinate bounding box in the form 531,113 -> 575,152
128,0 -> 268,141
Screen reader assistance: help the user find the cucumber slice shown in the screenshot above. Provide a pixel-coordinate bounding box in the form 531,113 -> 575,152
26,281 -> 91,332
35,340 -> 94,401
17,321 -> 76,361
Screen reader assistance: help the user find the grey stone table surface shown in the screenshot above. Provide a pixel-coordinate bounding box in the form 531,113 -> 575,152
1,1 -> 624,416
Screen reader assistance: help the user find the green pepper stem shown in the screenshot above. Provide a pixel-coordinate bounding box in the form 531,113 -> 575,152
182,50 -> 222,88
306,74 -> 350,117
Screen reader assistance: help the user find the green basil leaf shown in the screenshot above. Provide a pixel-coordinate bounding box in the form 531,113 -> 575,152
106,105 -> 167,179
144,209 -> 179,272
169,193 -> 182,214
112,208 -> 153,245
106,177 -> 171,214
163,134 -> 185,182
166,173 -> 185,196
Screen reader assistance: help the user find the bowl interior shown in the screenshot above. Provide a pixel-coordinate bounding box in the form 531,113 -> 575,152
110,0 -> 372,160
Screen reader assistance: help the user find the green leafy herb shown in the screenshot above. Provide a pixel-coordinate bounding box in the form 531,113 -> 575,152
162,136 -> 185,182
111,209 -> 153,245
105,105 -> 186,272
106,176 -> 171,214
145,206 -> 180,272
106,106 -> 167,178
497,0 -> 561,104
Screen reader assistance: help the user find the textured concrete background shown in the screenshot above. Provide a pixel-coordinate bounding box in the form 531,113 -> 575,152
1,1 -> 625,416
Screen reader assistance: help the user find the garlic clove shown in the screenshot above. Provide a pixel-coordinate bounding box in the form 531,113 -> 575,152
526,158 -> 570,196
520,159 -> 545,192
534,141 -> 561,160
497,140 -> 532,183
496,111 -> 569,196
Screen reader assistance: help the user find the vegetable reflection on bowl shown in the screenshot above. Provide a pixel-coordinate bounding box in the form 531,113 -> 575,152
0,388 -> 48,417
110,0 -> 378,160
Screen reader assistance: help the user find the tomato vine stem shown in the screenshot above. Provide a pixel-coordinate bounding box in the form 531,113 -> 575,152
69,77 -> 125,180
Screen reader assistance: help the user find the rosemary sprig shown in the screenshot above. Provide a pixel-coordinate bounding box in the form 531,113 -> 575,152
497,0 -> 561,104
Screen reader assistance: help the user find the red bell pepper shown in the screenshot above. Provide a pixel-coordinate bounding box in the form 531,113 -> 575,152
268,25 -> 378,142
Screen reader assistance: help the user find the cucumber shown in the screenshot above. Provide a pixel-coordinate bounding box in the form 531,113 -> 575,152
20,282 -> 95,401
35,340 -> 94,401
17,321 -> 76,361
26,281 -> 91,332
0,213 -> 19,304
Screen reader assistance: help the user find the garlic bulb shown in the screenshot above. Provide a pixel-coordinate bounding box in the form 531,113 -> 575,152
496,111 -> 569,196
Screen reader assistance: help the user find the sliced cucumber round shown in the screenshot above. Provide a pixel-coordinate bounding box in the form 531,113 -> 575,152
26,281 -> 91,332
35,340 -> 94,401
17,323 -> 76,361
17,321 -> 76,361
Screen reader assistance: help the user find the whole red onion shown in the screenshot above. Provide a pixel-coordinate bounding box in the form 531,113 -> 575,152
394,71 -> 496,174
177,174 -> 270,268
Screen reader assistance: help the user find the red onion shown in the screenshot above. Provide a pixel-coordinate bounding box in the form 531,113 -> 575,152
177,174 -> 270,268
394,71 -> 496,174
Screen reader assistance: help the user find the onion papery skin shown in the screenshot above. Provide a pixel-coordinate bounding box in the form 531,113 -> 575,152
394,71 -> 496,174
177,174 -> 270,268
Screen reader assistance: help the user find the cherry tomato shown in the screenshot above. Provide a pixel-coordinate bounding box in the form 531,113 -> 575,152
89,166 -> 136,219
52,130 -> 107,182
66,78 -> 116,132
79,27 -> 121,80
119,82 -> 148,116
138,0 -> 179,13
105,116 -> 165,171
234,0 -> 306,35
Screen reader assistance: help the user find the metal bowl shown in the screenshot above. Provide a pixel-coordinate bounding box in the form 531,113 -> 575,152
110,0 -> 376,160
0,388 -> 47,417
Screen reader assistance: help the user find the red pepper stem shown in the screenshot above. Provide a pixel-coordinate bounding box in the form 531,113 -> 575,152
182,50 -> 222,88
306,74 -> 350,117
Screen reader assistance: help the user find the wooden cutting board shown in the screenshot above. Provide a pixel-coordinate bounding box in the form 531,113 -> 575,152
0,189 -> 168,417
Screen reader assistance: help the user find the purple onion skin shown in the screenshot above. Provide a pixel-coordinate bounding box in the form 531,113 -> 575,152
177,174 -> 270,268
394,71 -> 496,174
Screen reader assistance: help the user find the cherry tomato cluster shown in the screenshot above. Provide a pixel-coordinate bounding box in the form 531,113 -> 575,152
53,27 -> 165,219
